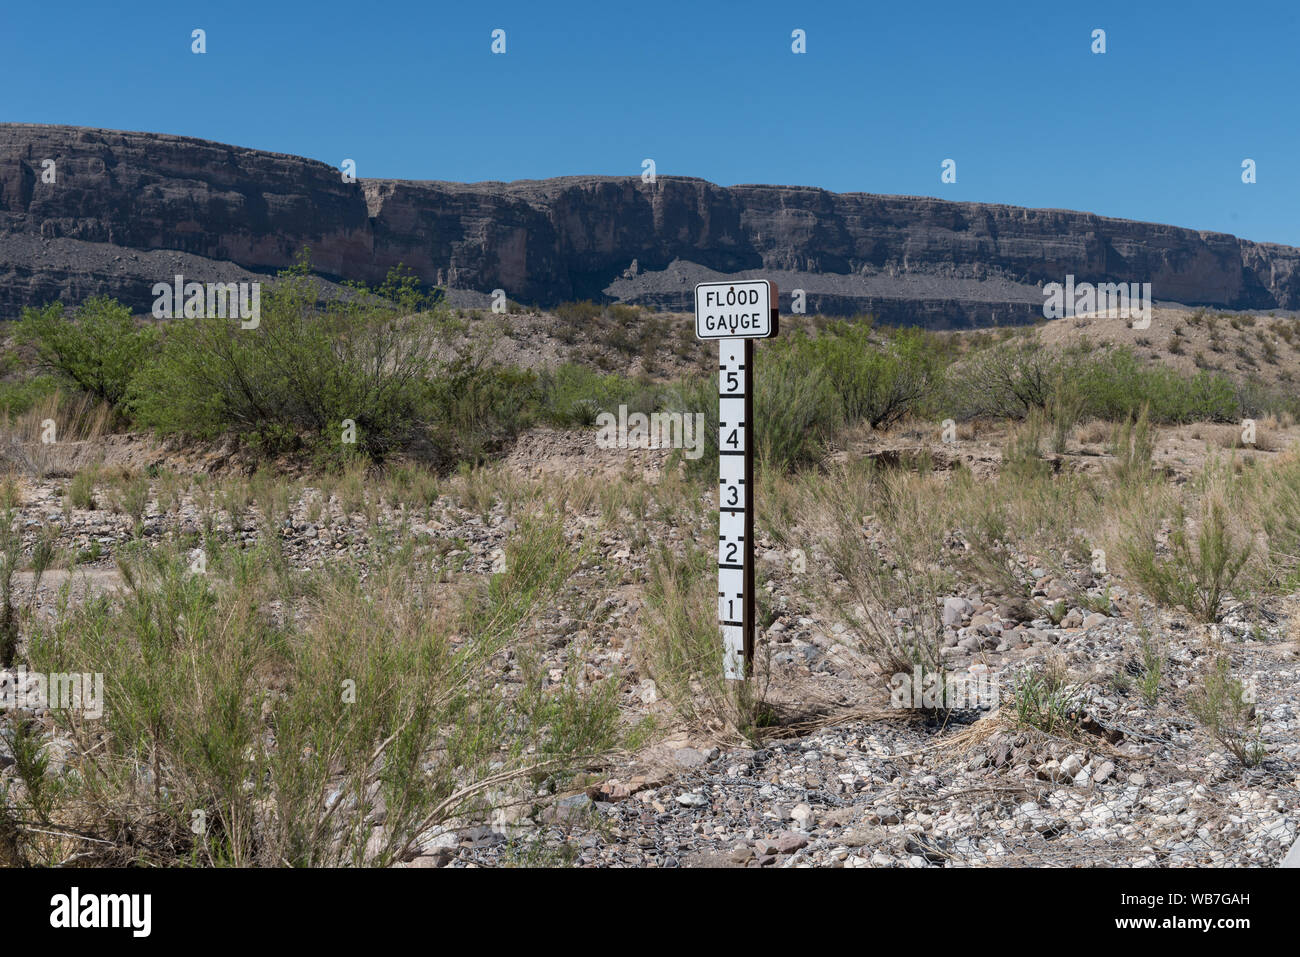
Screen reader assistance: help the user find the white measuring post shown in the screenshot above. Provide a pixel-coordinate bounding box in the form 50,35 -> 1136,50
694,279 -> 778,680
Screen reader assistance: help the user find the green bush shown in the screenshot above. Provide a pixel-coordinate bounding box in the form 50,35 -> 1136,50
1188,656 -> 1265,767
0,374 -> 60,417
954,338 -> 1066,418
671,349 -> 838,475
15,525 -> 621,866
638,540 -> 772,741
952,341 -> 1243,424
423,360 -> 540,464
806,323 -> 945,429
552,300 -> 604,324
18,297 -> 156,408
1116,468 -> 1254,622
130,263 -> 444,459
675,323 -> 944,473
1073,348 -> 1238,423
535,363 -> 662,427
754,344 -> 840,469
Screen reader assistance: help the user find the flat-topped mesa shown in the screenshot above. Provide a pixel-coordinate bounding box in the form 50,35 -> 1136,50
3,123 -> 1298,324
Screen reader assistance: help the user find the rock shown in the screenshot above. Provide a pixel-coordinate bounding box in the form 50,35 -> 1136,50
943,597 -> 973,627
1282,837 -> 1300,868
841,827 -> 885,847
1094,761 -> 1116,784
1082,612 -> 1109,631
1045,580 -> 1071,601
677,792 -> 708,808
775,831 -> 809,854
790,803 -> 814,829
638,679 -> 658,705
364,826 -> 387,860
544,794 -> 593,824
1061,753 -> 1085,780
673,747 -> 707,768
1083,804 -> 1118,826
11,126 -> 1300,322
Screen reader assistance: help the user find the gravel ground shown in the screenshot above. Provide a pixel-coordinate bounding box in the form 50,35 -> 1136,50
3,430 -> 1299,868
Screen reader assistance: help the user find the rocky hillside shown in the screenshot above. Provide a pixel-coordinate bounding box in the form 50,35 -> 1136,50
4,123 -> 1300,325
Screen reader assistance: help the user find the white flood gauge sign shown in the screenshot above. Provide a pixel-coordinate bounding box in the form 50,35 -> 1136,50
695,279 -> 775,340
695,280 -> 778,679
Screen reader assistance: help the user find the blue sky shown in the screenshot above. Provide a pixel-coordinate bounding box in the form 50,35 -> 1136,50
4,0 -> 1298,244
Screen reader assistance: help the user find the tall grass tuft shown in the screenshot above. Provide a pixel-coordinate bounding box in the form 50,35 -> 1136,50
15,519 -> 621,866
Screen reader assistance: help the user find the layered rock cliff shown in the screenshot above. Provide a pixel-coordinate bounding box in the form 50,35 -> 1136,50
3,123 -> 1299,325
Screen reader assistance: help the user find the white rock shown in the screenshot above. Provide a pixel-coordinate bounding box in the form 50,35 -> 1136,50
791,803 -> 815,829
1061,753 -> 1085,780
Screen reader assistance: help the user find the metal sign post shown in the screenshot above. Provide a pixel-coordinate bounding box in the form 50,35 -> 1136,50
694,280 -> 778,680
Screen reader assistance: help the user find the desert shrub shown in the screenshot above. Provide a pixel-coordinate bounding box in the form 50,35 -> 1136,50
1235,376 -> 1300,420
813,464 -> 956,695
0,390 -> 114,479
17,297 -> 156,410
0,509 -> 20,666
1108,405 -> 1156,485
607,303 -> 641,324
535,363 -> 660,428
1046,369 -> 1086,453
1115,465 -> 1254,622
953,341 -> 1243,425
661,376 -> 720,476
109,473 -> 151,536
552,300 -> 604,324
678,325 -> 947,473
1240,452 -> 1300,591
424,360 -> 540,464
1187,656 -> 1264,767
15,520 -> 621,866
1074,348 -> 1238,423
753,342 -> 840,470
130,262 -> 445,459
954,339 -> 1068,418
802,323 -> 945,429
637,540 -> 771,741
954,460 -> 1099,620
1000,409 -> 1051,483
0,374 -> 61,418
1012,657 -> 1081,735
1137,626 -> 1165,707
67,468 -> 98,510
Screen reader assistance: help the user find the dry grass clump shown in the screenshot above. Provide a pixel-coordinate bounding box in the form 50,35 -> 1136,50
0,390 -> 113,478
1075,419 -> 1110,446
1204,420 -> 1279,452
636,539 -> 773,744
5,517 -> 623,866
1187,655 -> 1265,767
763,460 -> 957,698
1110,461 -> 1255,622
